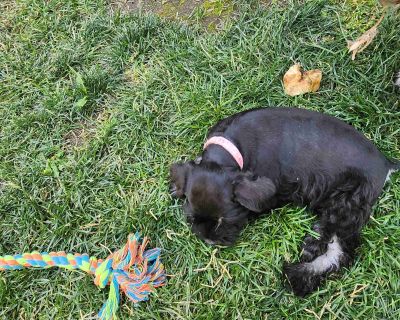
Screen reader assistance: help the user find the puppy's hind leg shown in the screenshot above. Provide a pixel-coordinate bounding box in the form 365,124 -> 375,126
300,223 -> 329,263
284,171 -> 374,297
284,231 -> 361,297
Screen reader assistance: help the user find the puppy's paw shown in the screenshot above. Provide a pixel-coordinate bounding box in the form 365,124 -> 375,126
301,237 -> 328,262
283,262 -> 322,297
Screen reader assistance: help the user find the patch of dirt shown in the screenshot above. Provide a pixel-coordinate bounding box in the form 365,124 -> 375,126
123,58 -> 154,85
0,0 -> 17,32
63,127 -> 90,150
63,109 -> 109,152
110,0 -> 235,31
0,0 -> 16,13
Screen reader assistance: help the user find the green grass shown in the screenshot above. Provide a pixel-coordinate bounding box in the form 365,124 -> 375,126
0,0 -> 399,319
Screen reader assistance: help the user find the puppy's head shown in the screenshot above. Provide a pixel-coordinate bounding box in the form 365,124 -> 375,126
170,161 -> 276,246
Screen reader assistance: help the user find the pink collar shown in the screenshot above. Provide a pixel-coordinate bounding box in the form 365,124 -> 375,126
203,136 -> 244,170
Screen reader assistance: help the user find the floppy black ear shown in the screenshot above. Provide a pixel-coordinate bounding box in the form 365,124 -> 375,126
233,175 -> 276,213
169,162 -> 193,198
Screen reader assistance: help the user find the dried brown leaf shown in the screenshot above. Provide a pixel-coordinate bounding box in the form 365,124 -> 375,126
283,64 -> 322,96
347,14 -> 384,60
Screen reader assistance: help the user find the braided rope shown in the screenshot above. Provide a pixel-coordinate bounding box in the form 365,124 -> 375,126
0,233 -> 166,320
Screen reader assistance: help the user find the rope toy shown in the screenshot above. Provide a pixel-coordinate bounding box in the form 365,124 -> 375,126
0,233 -> 166,319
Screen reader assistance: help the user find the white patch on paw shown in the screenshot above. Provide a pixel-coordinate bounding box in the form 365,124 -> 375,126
305,235 -> 342,274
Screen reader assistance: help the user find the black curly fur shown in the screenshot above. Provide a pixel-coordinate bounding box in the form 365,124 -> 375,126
282,170 -> 371,296
170,107 -> 397,296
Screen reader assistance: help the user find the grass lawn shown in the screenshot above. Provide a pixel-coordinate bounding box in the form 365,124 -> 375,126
0,0 -> 399,319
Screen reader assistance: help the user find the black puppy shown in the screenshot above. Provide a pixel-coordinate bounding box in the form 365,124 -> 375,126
170,107 -> 398,296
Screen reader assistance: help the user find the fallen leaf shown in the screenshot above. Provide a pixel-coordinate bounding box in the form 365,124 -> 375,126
347,14 -> 384,60
283,64 -> 322,96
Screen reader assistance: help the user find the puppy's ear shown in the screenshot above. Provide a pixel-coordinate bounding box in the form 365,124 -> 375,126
169,162 -> 193,198
233,175 -> 276,213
